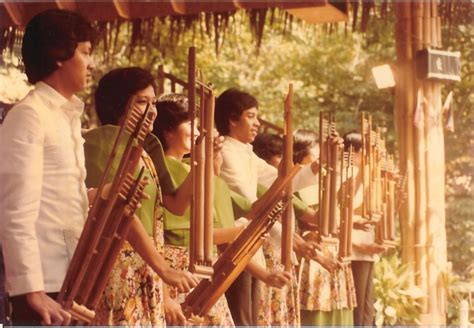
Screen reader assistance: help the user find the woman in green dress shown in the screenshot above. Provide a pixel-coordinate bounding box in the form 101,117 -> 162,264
293,129 -> 357,326
152,94 -> 293,326
83,67 -> 198,325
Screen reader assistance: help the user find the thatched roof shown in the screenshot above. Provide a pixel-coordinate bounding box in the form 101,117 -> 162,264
0,1 -> 471,60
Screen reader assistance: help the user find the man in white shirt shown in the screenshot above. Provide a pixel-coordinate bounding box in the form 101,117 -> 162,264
215,88 -> 322,325
0,9 -> 95,325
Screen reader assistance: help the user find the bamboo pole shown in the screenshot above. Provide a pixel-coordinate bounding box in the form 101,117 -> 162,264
281,83 -> 294,271
204,93 -> 214,263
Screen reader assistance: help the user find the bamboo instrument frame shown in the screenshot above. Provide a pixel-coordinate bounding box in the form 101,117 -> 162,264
182,165 -> 302,318
57,99 -> 155,324
157,47 -> 215,279
361,113 -> 398,248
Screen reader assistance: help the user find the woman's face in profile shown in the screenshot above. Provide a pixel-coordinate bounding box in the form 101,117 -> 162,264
133,85 -> 157,132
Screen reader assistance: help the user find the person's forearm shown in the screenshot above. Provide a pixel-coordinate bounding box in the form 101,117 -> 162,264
127,217 -> 170,277
163,172 -> 192,215
213,226 -> 244,245
245,260 -> 269,282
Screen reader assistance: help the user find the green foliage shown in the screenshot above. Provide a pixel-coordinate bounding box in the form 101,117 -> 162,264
447,271 -> 474,325
445,196 -> 474,279
374,253 -> 424,326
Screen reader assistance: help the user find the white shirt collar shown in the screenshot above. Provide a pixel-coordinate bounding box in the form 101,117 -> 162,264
35,81 -> 84,118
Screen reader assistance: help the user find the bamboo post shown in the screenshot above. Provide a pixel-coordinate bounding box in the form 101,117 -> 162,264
395,1 -> 447,323
281,83 -> 294,271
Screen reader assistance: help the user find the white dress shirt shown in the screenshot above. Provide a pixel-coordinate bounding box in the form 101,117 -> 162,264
219,136 -> 318,267
0,82 -> 89,296
219,136 -> 318,203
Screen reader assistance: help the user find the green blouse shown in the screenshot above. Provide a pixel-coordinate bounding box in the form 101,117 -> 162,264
83,126 -> 174,236
163,156 -> 247,247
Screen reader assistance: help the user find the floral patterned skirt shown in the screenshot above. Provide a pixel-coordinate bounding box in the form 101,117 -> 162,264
163,245 -> 235,327
256,238 -> 301,327
91,241 -> 165,326
298,236 -> 357,312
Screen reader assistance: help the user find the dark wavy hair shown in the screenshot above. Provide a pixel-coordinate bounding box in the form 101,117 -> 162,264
153,94 -> 190,150
215,88 -> 258,136
343,131 -> 362,152
22,9 -> 95,84
293,129 -> 319,164
95,67 -> 156,125
252,133 -> 283,163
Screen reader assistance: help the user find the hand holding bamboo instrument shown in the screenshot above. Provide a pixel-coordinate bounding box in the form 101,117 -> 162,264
57,99 -> 155,324
182,165 -> 301,318
157,47 -> 215,279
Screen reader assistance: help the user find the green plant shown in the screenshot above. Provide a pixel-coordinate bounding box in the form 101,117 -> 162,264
446,264 -> 474,325
374,253 -> 424,326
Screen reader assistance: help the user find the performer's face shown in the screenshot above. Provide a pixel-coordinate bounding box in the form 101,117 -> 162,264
58,41 -> 94,93
229,107 -> 260,144
167,119 -> 199,155
300,145 -> 319,165
134,85 -> 158,131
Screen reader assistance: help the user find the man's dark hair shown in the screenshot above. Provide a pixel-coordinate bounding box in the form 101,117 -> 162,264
252,133 -> 283,163
22,9 -> 95,84
153,94 -> 190,150
293,129 -> 319,164
95,67 -> 156,126
343,131 -> 362,152
215,88 -> 258,136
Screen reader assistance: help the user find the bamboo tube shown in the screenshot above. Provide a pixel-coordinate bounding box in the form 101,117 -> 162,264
368,117 -> 374,215
188,46 -> 202,266
281,83 -> 294,271
329,114 -> 339,235
157,65 -> 165,95
360,113 -> 369,218
319,113 -> 330,236
339,150 -> 348,259
346,146 -> 354,257
204,93 -> 214,263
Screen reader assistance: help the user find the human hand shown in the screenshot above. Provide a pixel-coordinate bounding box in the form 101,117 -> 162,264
365,243 -> 387,255
353,218 -> 373,231
315,253 -> 340,273
164,296 -> 186,326
26,291 -> 71,326
294,239 -> 322,260
264,270 -> 292,289
162,268 -> 199,293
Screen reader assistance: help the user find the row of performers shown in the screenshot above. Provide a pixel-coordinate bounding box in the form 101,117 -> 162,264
0,8 -> 398,327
